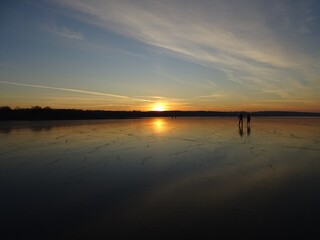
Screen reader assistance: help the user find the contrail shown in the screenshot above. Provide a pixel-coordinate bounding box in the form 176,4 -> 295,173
0,81 -> 151,102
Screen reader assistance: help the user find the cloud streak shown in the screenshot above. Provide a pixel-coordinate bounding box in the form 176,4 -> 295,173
0,81 -> 150,102
45,24 -> 85,40
56,0 -> 319,97
1,81 -> 226,110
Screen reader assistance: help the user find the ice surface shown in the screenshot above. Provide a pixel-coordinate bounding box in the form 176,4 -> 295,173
1,117 -> 320,239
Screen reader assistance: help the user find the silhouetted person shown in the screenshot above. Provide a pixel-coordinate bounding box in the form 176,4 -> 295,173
247,126 -> 251,136
246,112 -> 251,127
238,112 -> 244,126
238,124 -> 244,137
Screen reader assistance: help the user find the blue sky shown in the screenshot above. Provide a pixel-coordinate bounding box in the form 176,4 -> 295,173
0,0 -> 319,111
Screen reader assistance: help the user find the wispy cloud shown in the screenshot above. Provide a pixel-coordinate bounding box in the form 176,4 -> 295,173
0,81 -> 150,102
194,93 -> 226,99
57,1 -> 298,66
258,99 -> 312,103
1,81 -> 225,110
56,0 -> 320,97
45,24 -> 85,40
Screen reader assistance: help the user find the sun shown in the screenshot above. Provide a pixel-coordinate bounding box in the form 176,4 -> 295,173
151,103 -> 167,112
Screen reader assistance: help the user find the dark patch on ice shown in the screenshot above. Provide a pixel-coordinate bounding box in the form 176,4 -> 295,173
179,138 -> 198,142
290,133 -> 302,139
169,150 -> 190,156
48,158 -> 62,165
55,135 -> 65,140
71,162 -> 99,171
269,164 -> 276,170
111,147 -> 136,152
282,146 -> 320,152
141,156 -> 152,165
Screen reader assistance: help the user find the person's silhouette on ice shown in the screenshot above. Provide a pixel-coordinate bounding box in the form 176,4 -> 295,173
238,112 -> 244,126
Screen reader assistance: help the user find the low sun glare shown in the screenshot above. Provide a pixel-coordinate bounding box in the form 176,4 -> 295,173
152,103 -> 166,112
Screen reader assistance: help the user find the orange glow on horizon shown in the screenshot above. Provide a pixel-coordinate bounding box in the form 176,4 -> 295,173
1,100 -> 319,113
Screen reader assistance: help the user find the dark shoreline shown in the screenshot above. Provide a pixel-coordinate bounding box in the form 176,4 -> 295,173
0,107 -> 319,121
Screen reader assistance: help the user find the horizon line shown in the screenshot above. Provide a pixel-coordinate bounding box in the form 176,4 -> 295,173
1,106 -> 319,114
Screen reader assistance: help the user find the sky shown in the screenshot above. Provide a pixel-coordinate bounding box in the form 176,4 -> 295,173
0,0 -> 319,112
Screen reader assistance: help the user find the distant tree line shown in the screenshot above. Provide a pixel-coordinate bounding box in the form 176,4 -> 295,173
0,106 -> 319,121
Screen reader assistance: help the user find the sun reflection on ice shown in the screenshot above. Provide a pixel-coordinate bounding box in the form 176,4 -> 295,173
152,118 -> 167,133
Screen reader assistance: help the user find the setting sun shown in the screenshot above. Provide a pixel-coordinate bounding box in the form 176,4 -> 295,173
151,103 -> 167,112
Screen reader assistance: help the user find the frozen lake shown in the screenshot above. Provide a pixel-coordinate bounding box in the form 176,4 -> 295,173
1,117 -> 320,239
